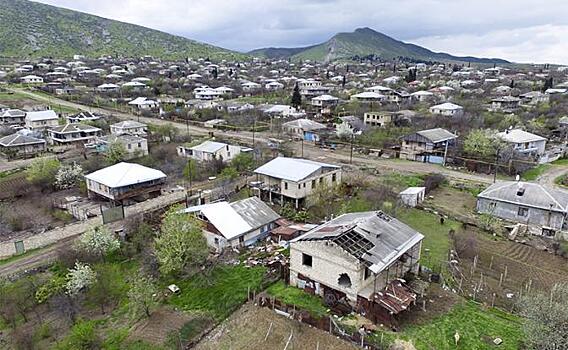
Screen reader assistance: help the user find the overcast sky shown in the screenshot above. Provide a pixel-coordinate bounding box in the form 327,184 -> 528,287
34,0 -> 568,64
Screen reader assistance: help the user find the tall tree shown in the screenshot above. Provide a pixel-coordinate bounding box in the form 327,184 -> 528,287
154,205 -> 208,275
127,272 -> 158,319
291,83 -> 302,108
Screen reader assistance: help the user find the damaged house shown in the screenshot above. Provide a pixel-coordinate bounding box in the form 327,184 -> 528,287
183,196 -> 280,252
289,211 -> 424,325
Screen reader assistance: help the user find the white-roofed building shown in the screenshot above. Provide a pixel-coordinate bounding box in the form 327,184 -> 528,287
176,140 -> 252,162
84,162 -> 166,203
183,196 -> 280,251
350,91 -> 386,103
25,110 -> 59,130
282,118 -> 328,142
252,157 -> 342,208
110,120 -> 147,136
497,129 -> 547,156
0,109 -> 26,126
429,102 -> 464,117
20,75 -> 44,84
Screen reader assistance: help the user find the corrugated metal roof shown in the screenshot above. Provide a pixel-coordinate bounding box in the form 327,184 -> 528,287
416,128 -> 457,143
254,157 -> 340,182
497,129 -> 546,143
190,140 -> 227,153
183,196 -> 280,240
292,211 -> 424,274
84,162 -> 166,188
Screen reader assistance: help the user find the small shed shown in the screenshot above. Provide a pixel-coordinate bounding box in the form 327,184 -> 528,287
399,187 -> 426,207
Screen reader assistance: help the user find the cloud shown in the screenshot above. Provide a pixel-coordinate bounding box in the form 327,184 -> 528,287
32,0 -> 568,63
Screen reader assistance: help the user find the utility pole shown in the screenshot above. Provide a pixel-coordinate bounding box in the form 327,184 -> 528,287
442,140 -> 449,167
349,133 -> 354,164
301,137 -> 304,158
493,148 -> 499,183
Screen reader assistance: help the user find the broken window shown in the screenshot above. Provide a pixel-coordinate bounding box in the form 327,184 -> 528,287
338,273 -> 352,288
518,206 -> 529,217
302,253 -> 312,267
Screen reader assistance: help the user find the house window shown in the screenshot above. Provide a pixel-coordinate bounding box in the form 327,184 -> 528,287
518,207 -> 529,217
128,144 -> 132,149
332,173 -> 337,182
239,236 -> 245,245
298,184 -> 301,189
302,253 -> 313,267
311,180 -> 316,189
284,182 -> 288,190
303,183 -> 306,188
137,142 -> 141,148
364,267 -> 371,280
319,178 -> 323,184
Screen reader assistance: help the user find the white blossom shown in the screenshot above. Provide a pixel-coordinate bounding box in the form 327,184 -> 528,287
55,163 -> 83,190
77,226 -> 121,257
65,262 -> 96,296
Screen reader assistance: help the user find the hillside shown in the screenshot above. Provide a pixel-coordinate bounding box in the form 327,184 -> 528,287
250,27 -> 509,64
0,0 -> 245,60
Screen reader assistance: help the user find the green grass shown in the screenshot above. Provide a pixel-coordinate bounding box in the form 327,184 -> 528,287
0,246 -> 44,266
167,265 -> 266,321
521,164 -> 551,181
397,208 -> 461,272
380,172 -> 425,190
555,174 -> 567,187
266,281 -> 328,318
375,301 -> 524,350
552,158 -> 568,166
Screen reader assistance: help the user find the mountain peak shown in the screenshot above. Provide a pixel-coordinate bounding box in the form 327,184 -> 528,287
250,27 -> 509,64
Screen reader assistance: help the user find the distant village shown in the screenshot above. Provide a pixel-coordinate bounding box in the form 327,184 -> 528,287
0,53 -> 567,349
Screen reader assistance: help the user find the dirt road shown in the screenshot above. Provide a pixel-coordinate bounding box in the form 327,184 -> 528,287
536,163 -> 568,192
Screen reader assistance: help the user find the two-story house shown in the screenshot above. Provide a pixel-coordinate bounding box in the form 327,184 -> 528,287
252,157 -> 342,208
289,211 -> 424,325
400,128 -> 457,164
25,110 -> 59,131
84,162 -> 166,204
110,120 -> 147,136
48,123 -> 102,146
497,129 -> 547,157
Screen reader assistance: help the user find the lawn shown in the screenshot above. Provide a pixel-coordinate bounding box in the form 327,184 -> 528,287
266,281 -> 328,318
167,265 -> 267,321
380,301 -> 524,350
396,208 -> 461,272
521,164 -> 551,181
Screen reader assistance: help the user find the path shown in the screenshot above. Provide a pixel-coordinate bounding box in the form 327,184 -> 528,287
536,163 -> 568,192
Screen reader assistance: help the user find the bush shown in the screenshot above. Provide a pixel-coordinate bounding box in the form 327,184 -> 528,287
55,320 -> 102,350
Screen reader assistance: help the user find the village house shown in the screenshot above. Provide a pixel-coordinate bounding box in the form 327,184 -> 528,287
110,120 -> 147,136
20,75 -> 44,84
477,181 -> 568,237
497,129 -> 547,156
67,111 -> 101,124
24,110 -> 59,130
176,140 -> 251,162
289,211 -> 423,325
364,111 -> 395,128
0,109 -> 26,126
410,90 -> 435,102
128,97 -> 159,112
252,157 -> 342,208
94,134 -> 149,158
0,133 -> 46,159
84,162 -> 166,204
519,91 -> 549,105
282,118 -> 328,142
48,123 -> 101,146
489,96 -> 521,112
311,95 -> 339,114
429,102 -> 464,117
350,91 -> 386,103
400,128 -> 457,164
183,196 -> 280,252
